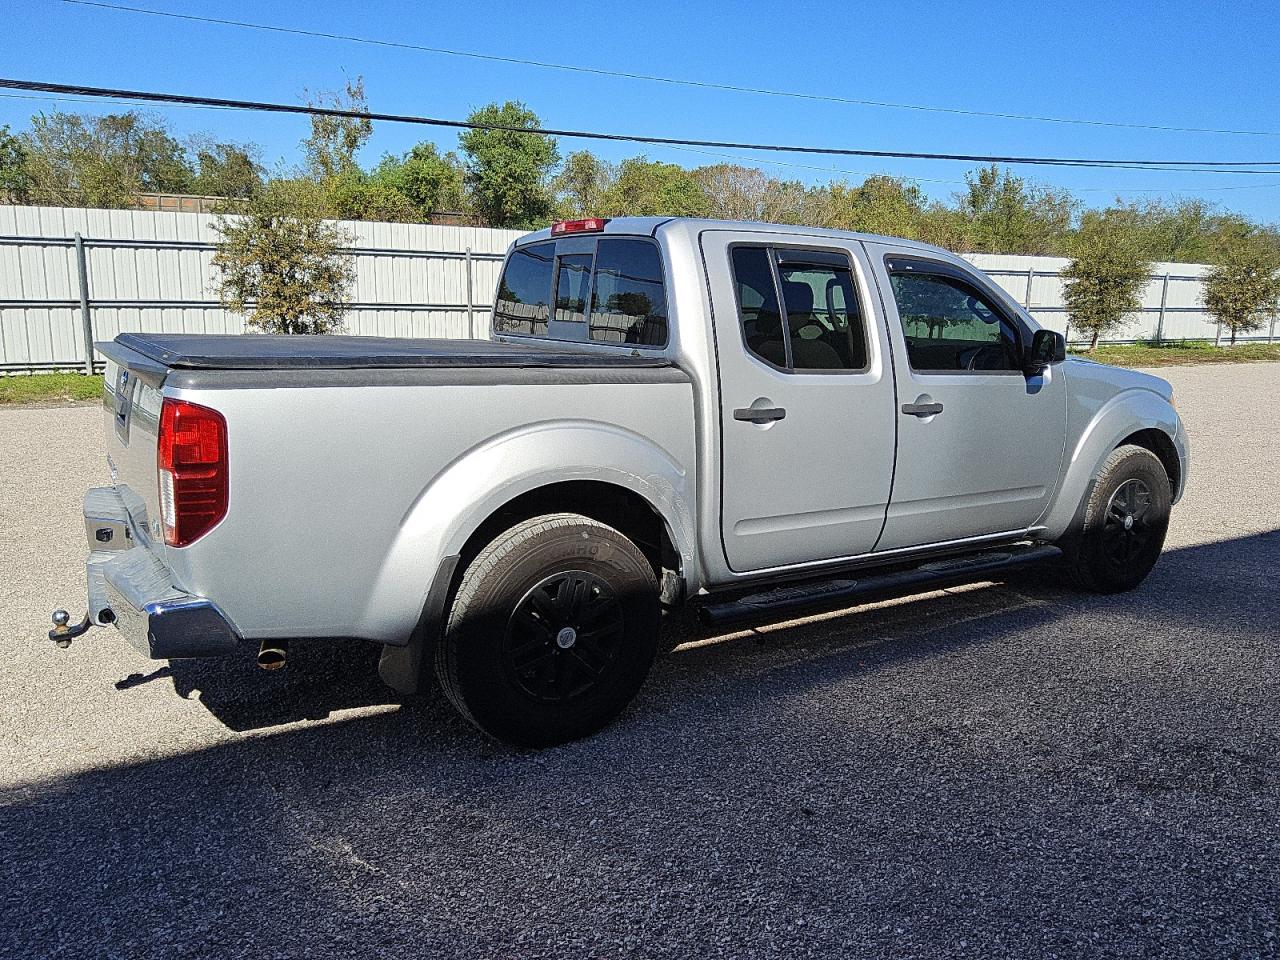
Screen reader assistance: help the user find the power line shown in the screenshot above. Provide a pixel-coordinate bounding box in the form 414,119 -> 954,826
3,78 -> 1279,177
8,90 -> 1270,196
59,0 -> 1280,139
662,143 -> 1280,193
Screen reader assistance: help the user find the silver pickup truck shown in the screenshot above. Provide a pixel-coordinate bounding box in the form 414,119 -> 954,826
57,216 -> 1188,746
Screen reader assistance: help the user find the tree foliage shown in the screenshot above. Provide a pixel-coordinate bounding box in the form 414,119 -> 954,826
23,111 -> 192,206
372,143 -> 467,218
553,150 -> 615,219
1062,211 -> 1154,348
0,125 -> 30,201
302,79 -> 372,182
599,158 -> 708,217
459,101 -> 559,228
211,181 -> 355,334
189,140 -> 263,198
7,90 -> 1280,312
957,164 -> 1076,255
1203,230 -> 1280,344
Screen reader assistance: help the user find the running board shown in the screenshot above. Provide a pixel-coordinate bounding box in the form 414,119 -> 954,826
695,543 -> 1061,628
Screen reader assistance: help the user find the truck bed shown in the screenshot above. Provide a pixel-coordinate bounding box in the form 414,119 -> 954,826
111,333 -> 674,370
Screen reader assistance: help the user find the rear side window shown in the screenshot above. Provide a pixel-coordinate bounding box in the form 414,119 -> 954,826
590,239 -> 668,346
493,237 -> 668,347
731,247 -> 786,367
730,245 -> 869,372
494,242 -> 554,336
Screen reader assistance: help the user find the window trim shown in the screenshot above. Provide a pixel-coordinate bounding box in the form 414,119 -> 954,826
727,241 -> 874,376
493,235 -> 671,350
884,254 -> 1028,377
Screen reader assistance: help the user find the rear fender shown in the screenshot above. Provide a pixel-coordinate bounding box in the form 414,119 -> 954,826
1038,388 -> 1184,539
358,419 -> 696,644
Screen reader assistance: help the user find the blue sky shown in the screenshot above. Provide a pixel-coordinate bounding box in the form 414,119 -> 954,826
4,0 -> 1280,220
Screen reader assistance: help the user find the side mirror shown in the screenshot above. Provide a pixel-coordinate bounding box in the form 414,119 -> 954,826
1026,329 -> 1066,373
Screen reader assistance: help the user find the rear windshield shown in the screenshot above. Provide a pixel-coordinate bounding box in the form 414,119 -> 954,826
493,237 -> 668,347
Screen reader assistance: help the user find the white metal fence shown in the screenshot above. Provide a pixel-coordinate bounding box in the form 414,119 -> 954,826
0,204 -> 523,373
961,253 -> 1270,345
1,204 -> 1272,374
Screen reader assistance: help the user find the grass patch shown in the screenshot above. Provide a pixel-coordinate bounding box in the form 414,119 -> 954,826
0,372 -> 104,405
1071,340 -> 1280,368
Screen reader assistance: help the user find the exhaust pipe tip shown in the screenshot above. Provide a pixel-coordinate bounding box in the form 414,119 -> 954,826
257,640 -> 288,671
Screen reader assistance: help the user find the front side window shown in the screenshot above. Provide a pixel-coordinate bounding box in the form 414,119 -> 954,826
494,242 -> 553,336
888,265 -> 1021,372
589,239 -> 668,346
731,245 -> 869,372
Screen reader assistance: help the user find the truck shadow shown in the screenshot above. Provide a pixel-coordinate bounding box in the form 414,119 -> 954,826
2,529 -> 1277,957
160,528 -> 1278,735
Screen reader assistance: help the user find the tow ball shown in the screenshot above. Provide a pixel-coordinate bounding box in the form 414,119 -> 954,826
49,609 -> 95,648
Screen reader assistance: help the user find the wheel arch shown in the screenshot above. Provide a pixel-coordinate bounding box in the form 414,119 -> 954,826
362,419 -> 697,652
1039,388 -> 1183,540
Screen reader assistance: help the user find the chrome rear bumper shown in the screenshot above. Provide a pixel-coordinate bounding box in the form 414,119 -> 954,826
83,486 -> 242,659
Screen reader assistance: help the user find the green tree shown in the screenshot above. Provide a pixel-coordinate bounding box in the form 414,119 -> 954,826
599,157 -> 709,217
23,111 -> 194,206
0,125 -> 31,201
822,175 -> 928,237
1062,211 -> 1153,349
1203,230 -> 1280,345
302,78 -> 372,182
459,101 -> 559,228
372,143 -> 467,218
211,180 -> 354,334
553,150 -> 614,218
957,164 -> 1076,255
323,171 -> 419,222
691,164 -> 819,224
189,141 -> 264,198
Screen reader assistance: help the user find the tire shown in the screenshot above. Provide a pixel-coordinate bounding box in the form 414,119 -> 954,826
435,513 -> 660,747
1060,445 -> 1172,593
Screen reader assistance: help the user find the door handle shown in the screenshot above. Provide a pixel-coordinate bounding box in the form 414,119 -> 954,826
734,406 -> 787,424
901,401 -> 944,417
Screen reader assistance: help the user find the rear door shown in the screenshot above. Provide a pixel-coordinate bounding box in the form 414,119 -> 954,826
868,247 -> 1066,551
701,230 -> 898,572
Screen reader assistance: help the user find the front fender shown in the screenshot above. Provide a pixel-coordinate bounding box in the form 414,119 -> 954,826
1038,387 -> 1186,539
357,419 -> 697,644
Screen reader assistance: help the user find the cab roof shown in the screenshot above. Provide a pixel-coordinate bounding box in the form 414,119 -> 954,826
514,216 -> 954,259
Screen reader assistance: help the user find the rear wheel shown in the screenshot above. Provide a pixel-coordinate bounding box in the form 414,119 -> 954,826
1060,445 -> 1172,593
435,513 -> 660,747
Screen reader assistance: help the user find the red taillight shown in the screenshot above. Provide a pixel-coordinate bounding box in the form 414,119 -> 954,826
551,217 -> 609,235
157,398 -> 228,547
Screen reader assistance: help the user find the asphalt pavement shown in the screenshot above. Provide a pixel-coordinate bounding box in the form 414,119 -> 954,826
1,363 -> 1277,959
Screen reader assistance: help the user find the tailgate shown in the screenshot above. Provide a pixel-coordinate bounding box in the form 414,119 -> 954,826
100,345 -> 169,560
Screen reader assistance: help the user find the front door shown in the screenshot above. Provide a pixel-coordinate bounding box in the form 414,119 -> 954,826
868,247 -> 1066,551
701,231 -> 899,573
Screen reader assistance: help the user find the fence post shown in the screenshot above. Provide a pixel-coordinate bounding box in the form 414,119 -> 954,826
74,232 -> 94,375
464,246 -> 475,338
1155,272 -> 1170,346
1023,268 -> 1035,309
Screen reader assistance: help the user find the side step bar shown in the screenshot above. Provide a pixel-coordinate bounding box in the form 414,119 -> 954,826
695,543 -> 1061,628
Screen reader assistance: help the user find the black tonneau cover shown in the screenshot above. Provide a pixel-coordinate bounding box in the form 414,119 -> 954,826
111,333 -> 672,370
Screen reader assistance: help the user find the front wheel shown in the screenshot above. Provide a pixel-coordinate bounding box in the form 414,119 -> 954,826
1060,445 -> 1172,593
435,513 -> 660,747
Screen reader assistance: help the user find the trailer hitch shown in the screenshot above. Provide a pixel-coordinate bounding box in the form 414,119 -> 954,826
49,609 -> 95,648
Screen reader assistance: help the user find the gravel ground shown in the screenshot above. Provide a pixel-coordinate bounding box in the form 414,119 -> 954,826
1,364 -> 1277,959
